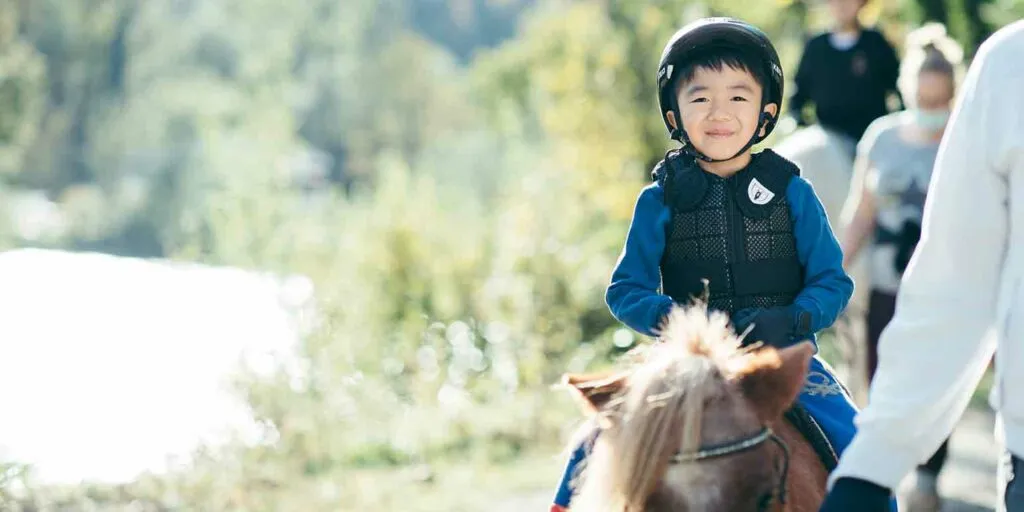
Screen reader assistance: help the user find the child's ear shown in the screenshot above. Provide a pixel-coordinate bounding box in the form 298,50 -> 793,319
760,103 -> 780,137
666,111 -> 678,131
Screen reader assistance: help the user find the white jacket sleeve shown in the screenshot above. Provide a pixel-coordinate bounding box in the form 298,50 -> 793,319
829,29 -> 1018,489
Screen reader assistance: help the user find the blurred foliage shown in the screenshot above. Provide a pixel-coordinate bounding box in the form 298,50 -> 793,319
0,0 -> 1020,510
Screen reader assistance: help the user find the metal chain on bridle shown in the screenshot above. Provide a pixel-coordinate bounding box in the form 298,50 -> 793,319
668,427 -> 792,511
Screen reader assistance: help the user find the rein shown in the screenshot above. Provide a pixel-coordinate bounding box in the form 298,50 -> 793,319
669,427 -> 791,510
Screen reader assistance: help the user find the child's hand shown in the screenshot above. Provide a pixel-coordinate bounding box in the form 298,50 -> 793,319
732,308 -> 760,331
733,306 -> 808,348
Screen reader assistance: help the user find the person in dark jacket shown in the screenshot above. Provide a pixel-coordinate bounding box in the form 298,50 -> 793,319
788,0 -> 903,145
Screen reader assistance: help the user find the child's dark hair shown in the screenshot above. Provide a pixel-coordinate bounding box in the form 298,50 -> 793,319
672,45 -> 769,100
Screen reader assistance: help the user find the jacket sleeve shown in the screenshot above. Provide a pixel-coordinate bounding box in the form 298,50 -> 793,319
787,176 -> 855,333
876,31 -> 904,111
788,39 -> 814,126
605,183 -> 675,337
829,29 -> 1017,490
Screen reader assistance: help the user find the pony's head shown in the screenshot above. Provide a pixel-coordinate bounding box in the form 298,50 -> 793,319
563,303 -> 814,511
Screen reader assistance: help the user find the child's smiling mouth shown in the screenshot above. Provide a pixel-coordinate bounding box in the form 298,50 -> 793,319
705,129 -> 736,138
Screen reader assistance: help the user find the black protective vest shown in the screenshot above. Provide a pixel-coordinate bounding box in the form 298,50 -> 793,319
655,149 -> 803,316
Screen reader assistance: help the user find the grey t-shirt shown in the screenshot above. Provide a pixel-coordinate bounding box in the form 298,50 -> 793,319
858,112 -> 941,293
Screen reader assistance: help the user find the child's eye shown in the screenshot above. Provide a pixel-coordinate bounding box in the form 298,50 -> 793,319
732,96 -> 748,101
690,97 -> 709,103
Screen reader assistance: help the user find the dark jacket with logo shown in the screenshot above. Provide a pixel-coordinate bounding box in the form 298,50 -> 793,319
789,28 -> 903,141
605,149 -> 853,341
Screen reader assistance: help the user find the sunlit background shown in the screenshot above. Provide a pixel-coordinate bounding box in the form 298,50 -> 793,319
0,0 -> 1017,510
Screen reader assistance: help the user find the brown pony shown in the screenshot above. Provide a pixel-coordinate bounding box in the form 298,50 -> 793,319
561,303 -> 828,511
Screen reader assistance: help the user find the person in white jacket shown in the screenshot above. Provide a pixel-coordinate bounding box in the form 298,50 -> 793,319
815,18 -> 1024,509
819,19 -> 1024,512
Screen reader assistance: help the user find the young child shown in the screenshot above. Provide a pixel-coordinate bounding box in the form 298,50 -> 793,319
550,17 -> 891,511
788,0 -> 903,144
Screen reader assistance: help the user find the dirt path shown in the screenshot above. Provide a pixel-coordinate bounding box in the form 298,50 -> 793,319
498,407 -> 1001,512
933,407 -> 1000,511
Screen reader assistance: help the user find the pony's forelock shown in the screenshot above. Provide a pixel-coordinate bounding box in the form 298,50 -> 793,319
569,303 -> 751,511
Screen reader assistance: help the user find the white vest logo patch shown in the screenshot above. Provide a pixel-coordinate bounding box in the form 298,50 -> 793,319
747,178 -> 775,205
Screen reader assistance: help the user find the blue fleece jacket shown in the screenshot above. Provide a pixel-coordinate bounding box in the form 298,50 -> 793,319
605,165 -> 854,340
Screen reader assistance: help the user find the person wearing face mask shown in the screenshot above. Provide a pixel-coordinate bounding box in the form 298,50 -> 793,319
837,22 -> 962,512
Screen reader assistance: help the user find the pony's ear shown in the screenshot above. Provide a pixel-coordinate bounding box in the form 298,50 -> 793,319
730,342 -> 814,423
562,371 -> 627,417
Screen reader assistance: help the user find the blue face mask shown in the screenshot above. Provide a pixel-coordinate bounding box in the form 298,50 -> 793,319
912,108 -> 950,132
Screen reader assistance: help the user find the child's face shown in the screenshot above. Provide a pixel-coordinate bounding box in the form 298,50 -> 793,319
827,0 -> 864,28
916,70 -> 955,111
674,66 -> 775,162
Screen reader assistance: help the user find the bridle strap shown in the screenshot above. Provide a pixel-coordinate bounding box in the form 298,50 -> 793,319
670,427 -> 772,462
668,426 -> 790,509
767,430 -> 790,506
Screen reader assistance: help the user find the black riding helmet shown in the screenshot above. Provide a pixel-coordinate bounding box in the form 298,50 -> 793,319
657,18 -> 785,162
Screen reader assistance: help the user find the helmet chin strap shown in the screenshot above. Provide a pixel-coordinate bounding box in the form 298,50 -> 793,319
673,110 -> 773,164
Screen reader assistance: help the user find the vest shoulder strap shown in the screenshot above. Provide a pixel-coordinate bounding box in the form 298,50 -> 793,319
733,149 -> 799,219
660,151 -> 709,212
